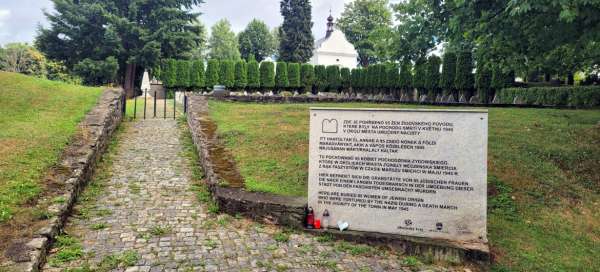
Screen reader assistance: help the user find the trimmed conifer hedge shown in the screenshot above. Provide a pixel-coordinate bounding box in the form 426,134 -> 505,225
288,63 -> 301,89
275,62 -> 289,90
497,86 -> 600,108
205,59 -> 220,89
219,60 -> 235,88
190,60 -> 205,91
247,59 -> 260,90
326,65 -> 341,93
300,64 -> 314,93
314,65 -> 327,92
260,61 -> 275,89
235,60 -> 247,89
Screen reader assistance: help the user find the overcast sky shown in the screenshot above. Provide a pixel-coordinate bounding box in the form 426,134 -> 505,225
0,0 -> 394,46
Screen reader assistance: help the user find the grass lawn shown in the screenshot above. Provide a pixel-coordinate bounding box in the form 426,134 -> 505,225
209,100 -> 600,271
0,72 -> 102,224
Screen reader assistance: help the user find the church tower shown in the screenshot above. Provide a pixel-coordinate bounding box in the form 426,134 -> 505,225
326,12 -> 334,38
310,13 -> 359,69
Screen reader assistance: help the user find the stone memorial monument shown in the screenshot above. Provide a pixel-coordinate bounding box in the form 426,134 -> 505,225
141,70 -> 151,97
308,108 -> 488,243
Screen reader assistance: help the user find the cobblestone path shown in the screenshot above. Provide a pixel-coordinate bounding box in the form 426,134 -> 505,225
43,119 -> 453,272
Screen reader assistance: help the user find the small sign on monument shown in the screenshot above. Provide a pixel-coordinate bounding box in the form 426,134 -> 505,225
308,108 -> 488,243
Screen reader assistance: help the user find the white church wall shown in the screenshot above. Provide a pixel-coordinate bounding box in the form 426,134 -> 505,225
310,52 -> 357,69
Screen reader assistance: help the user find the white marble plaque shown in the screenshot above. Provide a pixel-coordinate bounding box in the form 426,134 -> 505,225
308,108 -> 488,242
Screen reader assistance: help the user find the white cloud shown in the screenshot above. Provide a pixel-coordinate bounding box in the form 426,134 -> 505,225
0,9 -> 11,28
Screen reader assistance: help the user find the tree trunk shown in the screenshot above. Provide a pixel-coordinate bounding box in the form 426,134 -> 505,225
567,73 -> 574,85
123,63 -> 137,98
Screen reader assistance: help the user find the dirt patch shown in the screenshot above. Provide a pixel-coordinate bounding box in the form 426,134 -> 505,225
0,139 -> 27,160
198,116 -> 245,188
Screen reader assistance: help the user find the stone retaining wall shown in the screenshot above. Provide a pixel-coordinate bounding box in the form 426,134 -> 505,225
3,89 -> 125,272
209,94 -> 570,109
186,95 -> 306,227
185,94 -> 490,265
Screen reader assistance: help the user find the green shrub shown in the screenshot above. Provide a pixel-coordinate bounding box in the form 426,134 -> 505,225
314,65 -> 327,92
440,52 -> 457,96
190,60 -> 205,91
455,51 -> 474,98
235,60 -> 247,89
275,62 -> 289,90
162,59 -> 178,88
247,59 -> 260,90
205,59 -> 220,89
326,65 -> 341,92
497,86 -> 600,108
260,61 -> 275,89
219,60 -> 235,88
300,64 -> 314,93
425,56 -> 441,99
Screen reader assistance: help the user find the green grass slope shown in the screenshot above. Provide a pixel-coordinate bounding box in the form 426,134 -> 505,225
0,72 -> 102,223
209,101 -> 600,271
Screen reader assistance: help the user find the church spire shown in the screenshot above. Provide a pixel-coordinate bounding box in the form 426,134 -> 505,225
326,10 -> 334,38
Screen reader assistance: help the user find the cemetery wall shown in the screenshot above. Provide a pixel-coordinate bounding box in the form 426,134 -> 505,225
5,88 -> 125,272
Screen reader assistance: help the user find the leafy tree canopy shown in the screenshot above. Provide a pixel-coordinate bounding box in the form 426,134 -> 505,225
36,0 -> 204,94
238,19 -> 276,62
338,0 -> 393,67
209,19 -> 241,60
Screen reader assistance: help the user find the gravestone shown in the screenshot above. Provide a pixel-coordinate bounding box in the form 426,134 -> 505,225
212,85 -> 229,97
308,108 -> 488,243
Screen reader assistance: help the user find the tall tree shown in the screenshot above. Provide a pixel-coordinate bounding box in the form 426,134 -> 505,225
36,0 -> 204,97
391,0 -> 447,62
238,19 -> 276,62
209,19 -> 241,60
190,21 -> 209,60
337,0 -> 393,67
279,0 -> 314,62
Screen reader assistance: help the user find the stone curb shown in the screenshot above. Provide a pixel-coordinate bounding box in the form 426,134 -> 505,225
2,88 -> 125,272
208,94 -> 579,109
185,94 -> 490,265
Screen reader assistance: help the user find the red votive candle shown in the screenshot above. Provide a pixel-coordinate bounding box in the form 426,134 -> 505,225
314,219 -> 321,229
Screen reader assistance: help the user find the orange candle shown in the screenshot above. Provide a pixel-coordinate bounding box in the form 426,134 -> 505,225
314,219 -> 321,229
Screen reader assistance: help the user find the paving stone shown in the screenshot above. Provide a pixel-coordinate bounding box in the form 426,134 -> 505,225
42,118 -> 455,271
